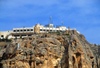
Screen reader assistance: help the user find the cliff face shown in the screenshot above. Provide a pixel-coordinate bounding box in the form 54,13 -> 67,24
0,30 -> 100,68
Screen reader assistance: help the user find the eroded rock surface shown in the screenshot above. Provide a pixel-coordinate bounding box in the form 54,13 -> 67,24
0,30 -> 100,68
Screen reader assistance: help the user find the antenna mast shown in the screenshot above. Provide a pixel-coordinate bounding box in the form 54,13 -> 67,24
62,21 -> 63,26
49,16 -> 52,24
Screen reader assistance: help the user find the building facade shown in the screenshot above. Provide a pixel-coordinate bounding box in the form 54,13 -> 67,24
0,24 -> 67,39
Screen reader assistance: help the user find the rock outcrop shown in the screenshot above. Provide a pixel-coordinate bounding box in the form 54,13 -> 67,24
0,30 -> 100,68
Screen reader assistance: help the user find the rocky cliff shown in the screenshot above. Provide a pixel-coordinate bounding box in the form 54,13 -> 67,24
0,30 -> 100,68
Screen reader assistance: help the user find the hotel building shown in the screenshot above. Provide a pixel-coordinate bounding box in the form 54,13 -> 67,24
0,24 -> 67,39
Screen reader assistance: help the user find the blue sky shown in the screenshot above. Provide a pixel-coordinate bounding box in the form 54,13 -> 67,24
0,0 -> 100,44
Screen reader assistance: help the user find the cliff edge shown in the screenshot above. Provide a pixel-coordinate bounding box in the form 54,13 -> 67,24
0,30 -> 100,68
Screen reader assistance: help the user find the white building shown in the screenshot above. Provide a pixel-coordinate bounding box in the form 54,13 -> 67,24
0,24 -> 67,39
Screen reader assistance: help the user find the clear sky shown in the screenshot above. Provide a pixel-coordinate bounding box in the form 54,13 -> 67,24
0,0 -> 100,44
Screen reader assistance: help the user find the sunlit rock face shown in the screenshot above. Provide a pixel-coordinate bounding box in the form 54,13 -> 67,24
0,30 -> 100,68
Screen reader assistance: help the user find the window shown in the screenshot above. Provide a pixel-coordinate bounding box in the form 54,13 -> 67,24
28,34 -> 32,36
43,29 -> 45,31
40,29 -> 42,31
50,30 -> 52,31
13,30 -> 16,32
14,35 -> 20,36
31,29 -> 33,31
20,30 -> 23,31
24,30 -> 26,31
47,30 -> 49,31
57,30 -> 59,32
27,29 -> 30,31
21,35 -> 26,36
1,35 -> 4,37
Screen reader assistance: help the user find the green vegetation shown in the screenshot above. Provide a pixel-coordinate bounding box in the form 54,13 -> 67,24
54,31 -> 61,35
20,36 -> 22,39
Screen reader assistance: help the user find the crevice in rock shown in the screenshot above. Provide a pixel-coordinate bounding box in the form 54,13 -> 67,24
29,61 -> 31,67
92,61 -> 94,68
38,41 -> 43,44
50,42 -> 54,44
0,63 -> 2,68
72,56 -> 75,68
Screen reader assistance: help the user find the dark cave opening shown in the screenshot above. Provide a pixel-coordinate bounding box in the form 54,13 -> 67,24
76,52 -> 81,68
